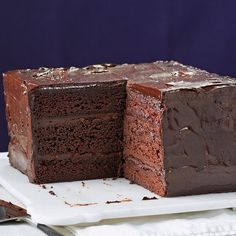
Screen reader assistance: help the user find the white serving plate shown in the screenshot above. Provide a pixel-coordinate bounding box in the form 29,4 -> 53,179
1,152 -> 236,226
0,185 -> 26,209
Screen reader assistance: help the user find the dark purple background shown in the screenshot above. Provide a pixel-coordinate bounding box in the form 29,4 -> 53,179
1,0 -> 236,151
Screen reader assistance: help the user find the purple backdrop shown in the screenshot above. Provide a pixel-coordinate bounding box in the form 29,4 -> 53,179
1,0 -> 236,151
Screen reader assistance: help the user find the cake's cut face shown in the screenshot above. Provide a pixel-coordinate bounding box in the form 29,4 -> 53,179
123,89 -> 166,195
123,61 -> 236,196
4,65 -> 127,183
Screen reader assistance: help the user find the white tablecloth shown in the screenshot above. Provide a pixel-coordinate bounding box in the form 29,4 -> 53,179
66,209 -> 236,236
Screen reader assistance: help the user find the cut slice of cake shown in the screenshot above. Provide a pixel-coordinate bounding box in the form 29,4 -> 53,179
123,61 -> 236,196
3,64 -> 127,183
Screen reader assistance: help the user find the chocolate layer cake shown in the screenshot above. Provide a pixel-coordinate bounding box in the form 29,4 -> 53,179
123,61 -> 236,196
3,61 -> 236,197
3,64 -> 127,183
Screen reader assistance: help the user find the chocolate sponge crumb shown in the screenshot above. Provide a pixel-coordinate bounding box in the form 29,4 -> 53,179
42,185 -> 46,189
142,196 -> 158,200
106,199 -> 132,204
49,190 -> 57,196
106,200 -> 121,204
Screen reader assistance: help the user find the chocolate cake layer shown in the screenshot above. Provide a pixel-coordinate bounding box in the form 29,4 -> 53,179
124,157 -> 166,197
29,82 -> 126,118
33,114 -> 123,156
34,152 -> 123,183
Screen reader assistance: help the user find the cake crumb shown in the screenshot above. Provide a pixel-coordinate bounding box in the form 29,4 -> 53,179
81,181 -> 85,187
42,185 -> 46,189
129,181 -> 135,184
106,198 -> 132,204
106,200 -> 120,204
50,186 -> 53,189
142,196 -> 158,200
49,190 -> 57,196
